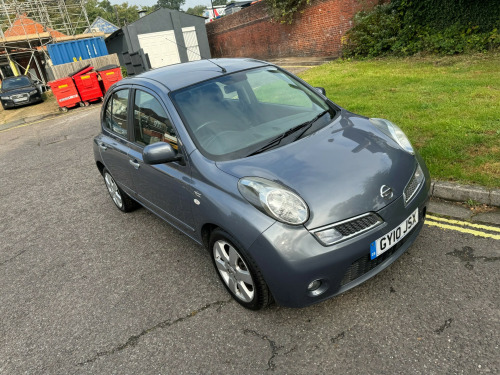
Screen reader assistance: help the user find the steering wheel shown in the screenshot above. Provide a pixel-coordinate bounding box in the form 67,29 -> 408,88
203,130 -> 240,151
195,120 -> 218,135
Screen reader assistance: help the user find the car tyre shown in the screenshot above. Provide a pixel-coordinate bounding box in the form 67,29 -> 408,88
102,168 -> 138,212
209,228 -> 272,310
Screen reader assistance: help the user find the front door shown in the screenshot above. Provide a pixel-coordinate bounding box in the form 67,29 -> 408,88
127,88 -> 194,233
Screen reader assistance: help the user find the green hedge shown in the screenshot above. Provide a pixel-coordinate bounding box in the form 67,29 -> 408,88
399,0 -> 500,32
343,0 -> 500,57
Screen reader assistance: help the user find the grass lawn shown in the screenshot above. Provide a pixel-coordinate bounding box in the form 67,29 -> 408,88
0,91 -> 60,126
299,52 -> 500,188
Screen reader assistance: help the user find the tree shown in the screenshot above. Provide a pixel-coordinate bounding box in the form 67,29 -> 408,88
186,5 -> 206,17
212,0 -> 227,6
85,1 -> 156,28
157,0 -> 186,11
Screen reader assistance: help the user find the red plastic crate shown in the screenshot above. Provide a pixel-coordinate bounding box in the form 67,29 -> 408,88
48,77 -> 81,111
98,67 -> 122,92
72,67 -> 102,104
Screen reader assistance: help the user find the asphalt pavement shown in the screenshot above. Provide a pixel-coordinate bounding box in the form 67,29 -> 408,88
1,108 -> 499,374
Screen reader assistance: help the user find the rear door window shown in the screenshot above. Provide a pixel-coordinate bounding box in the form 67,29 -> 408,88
103,89 -> 129,137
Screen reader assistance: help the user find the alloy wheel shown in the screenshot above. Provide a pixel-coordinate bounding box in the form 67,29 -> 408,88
104,172 -> 123,209
213,240 -> 255,303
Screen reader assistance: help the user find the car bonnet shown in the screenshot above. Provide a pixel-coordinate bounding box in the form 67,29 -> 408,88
215,113 -> 417,229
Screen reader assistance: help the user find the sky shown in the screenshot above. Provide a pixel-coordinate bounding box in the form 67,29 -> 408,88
109,0 -> 214,12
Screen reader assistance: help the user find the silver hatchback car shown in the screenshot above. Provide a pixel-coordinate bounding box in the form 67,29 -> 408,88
94,58 -> 430,310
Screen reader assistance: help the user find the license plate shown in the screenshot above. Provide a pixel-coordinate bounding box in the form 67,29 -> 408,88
13,97 -> 28,103
370,208 -> 419,260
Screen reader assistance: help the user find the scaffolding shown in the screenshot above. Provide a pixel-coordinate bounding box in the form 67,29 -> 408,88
0,0 -> 93,83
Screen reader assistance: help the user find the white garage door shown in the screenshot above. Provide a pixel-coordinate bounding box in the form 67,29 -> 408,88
138,30 -> 181,68
182,27 -> 201,62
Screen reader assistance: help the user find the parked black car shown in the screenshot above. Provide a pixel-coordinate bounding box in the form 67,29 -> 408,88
0,76 -> 44,109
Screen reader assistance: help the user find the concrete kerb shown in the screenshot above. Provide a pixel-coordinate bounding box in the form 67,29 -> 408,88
0,111 -> 64,132
431,180 -> 500,207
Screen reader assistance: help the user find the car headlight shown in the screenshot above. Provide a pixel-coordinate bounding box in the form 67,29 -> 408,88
370,118 -> 414,154
30,89 -> 38,95
238,177 -> 309,225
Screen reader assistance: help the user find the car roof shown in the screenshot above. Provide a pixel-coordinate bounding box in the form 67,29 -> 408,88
125,58 -> 271,92
3,76 -> 31,81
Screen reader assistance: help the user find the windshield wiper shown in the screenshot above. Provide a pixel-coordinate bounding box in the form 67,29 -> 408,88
292,110 -> 329,142
247,110 -> 329,157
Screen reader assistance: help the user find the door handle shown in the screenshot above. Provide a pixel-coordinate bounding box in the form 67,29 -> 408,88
98,142 -> 108,151
129,159 -> 140,169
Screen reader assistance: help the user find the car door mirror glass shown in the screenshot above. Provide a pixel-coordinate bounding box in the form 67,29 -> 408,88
143,142 -> 181,164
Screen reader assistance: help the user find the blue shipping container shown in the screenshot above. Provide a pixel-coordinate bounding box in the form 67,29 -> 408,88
47,37 -> 108,66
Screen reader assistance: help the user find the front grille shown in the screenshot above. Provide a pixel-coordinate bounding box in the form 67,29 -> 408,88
312,213 -> 383,246
11,93 -> 29,101
340,224 -> 418,287
404,167 -> 422,204
334,214 -> 381,237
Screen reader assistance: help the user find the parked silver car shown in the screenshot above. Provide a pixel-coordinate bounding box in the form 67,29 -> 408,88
94,58 -> 430,309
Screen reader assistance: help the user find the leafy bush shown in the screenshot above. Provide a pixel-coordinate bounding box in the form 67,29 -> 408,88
266,0 -> 311,24
343,0 -> 500,57
342,3 -> 401,57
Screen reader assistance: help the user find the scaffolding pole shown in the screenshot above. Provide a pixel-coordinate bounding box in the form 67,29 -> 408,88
0,0 -> 92,83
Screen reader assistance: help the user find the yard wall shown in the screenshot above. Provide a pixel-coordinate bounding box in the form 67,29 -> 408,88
206,0 -> 382,59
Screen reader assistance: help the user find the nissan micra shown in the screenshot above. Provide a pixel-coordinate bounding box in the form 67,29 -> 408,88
94,58 -> 430,310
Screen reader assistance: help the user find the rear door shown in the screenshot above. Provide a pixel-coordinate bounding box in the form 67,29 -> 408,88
98,88 -> 136,196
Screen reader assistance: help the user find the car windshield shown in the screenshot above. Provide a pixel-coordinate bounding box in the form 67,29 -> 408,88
171,67 -> 336,161
2,76 -> 31,91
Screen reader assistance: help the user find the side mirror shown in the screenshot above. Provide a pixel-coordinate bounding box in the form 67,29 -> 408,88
143,142 -> 182,164
315,87 -> 326,96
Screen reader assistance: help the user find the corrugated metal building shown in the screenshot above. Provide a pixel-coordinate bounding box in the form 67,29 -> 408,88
105,7 -> 210,76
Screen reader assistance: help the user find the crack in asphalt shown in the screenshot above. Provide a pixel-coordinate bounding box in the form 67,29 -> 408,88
435,318 -> 453,334
446,246 -> 500,269
331,331 -> 345,344
77,299 -> 231,366
0,248 -> 30,267
243,329 -> 293,371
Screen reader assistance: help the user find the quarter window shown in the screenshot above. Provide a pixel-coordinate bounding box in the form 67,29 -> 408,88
104,89 -> 129,137
133,90 -> 178,148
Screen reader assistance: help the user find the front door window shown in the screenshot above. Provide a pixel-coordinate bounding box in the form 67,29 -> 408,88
133,90 -> 178,149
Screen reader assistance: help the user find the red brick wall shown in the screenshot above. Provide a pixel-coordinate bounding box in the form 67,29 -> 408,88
206,0 -> 381,59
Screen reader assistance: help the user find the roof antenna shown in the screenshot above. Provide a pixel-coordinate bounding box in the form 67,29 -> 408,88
208,59 -> 227,73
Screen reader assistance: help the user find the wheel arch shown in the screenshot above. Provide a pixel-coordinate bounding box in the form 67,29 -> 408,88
96,161 -> 105,175
200,223 -> 219,249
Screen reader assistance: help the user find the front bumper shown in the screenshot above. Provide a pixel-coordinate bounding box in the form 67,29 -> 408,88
1,92 -> 43,108
247,178 -> 430,308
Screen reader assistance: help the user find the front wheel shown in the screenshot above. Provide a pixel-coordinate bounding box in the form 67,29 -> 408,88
102,168 -> 138,212
209,229 -> 272,310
